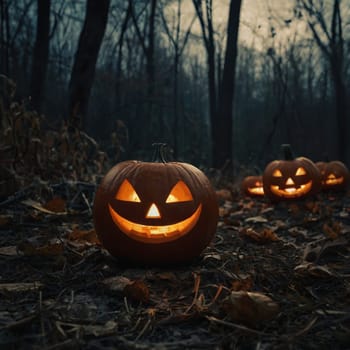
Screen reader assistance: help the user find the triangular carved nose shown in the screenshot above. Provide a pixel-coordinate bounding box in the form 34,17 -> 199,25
285,177 -> 295,185
146,203 -> 161,218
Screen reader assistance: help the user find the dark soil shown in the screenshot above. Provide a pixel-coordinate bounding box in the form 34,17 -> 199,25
1,183 -> 349,350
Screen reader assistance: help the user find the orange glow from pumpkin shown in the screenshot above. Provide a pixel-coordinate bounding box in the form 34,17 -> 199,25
116,179 -> 141,202
285,177 -> 295,185
273,169 -> 283,177
248,187 -> 264,195
108,204 -> 202,243
270,166 -> 313,198
270,180 -> 312,198
166,181 -> 193,203
146,203 -> 161,218
295,167 -> 306,175
325,174 -> 344,185
248,181 -> 264,195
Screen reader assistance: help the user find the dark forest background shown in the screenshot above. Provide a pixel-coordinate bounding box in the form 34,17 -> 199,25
1,0 -> 349,174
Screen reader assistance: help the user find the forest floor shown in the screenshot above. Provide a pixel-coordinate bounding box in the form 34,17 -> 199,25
1,103 -> 349,349
0,177 -> 349,350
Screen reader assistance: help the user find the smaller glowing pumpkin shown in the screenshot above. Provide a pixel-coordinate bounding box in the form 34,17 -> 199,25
263,145 -> 322,201
316,160 -> 349,191
241,175 -> 264,197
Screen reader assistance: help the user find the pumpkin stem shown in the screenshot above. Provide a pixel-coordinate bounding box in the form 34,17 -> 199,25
281,144 -> 294,160
152,143 -> 167,163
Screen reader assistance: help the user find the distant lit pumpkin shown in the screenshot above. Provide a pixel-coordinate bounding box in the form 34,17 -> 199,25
263,145 -> 322,201
241,175 -> 264,197
93,144 -> 218,265
316,160 -> 349,191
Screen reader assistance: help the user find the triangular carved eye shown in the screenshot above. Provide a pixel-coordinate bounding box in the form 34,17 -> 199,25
272,169 -> 283,177
166,181 -> 193,203
295,167 -> 306,176
116,179 -> 141,202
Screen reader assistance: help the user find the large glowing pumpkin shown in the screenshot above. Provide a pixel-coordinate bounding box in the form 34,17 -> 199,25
263,145 -> 322,201
316,160 -> 349,191
93,145 -> 218,264
241,175 -> 264,197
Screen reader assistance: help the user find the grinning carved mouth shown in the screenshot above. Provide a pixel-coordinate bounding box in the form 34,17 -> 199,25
325,175 -> 343,185
270,180 -> 312,198
108,204 -> 202,243
248,187 -> 264,195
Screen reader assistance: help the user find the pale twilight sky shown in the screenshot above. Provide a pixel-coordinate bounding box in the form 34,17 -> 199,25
168,0 -> 298,48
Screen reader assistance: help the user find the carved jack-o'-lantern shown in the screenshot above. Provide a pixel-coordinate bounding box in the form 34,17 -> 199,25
241,176 -> 264,197
316,160 -> 349,191
93,144 -> 218,265
263,145 -> 322,201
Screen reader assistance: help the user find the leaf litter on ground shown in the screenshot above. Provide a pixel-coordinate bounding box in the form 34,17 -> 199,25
1,108 -> 350,349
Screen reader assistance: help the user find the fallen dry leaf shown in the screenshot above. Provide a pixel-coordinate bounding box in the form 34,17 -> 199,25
17,241 -> 64,256
288,227 -> 308,238
0,282 -> 43,292
216,189 -> 232,202
219,200 -> 234,218
294,262 -> 336,278
322,221 -> 342,239
288,203 -> 301,215
0,246 -> 18,256
245,216 -> 268,223
56,320 -> 117,337
203,253 -> 222,261
154,272 -> 178,281
302,237 -> 348,263
124,280 -> 150,303
102,276 -> 150,303
0,215 -> 12,227
102,276 -> 132,292
240,227 -> 279,243
67,227 -> 100,244
43,197 -> 66,213
304,200 -> 319,214
22,199 -> 66,215
231,276 -> 253,292
221,291 -> 279,326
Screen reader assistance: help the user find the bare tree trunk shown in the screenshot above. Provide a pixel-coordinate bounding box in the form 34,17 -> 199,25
331,58 -> 348,163
68,0 -> 110,129
0,0 -> 10,76
115,3 -> 131,112
161,0 -> 194,159
30,0 -> 50,113
193,0 -> 241,170
215,0 -> 242,170
192,0 -> 216,164
329,1 -> 348,164
299,0 -> 348,164
129,0 -> 158,149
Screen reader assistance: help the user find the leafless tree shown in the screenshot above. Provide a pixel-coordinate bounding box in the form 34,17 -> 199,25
216,0 -> 242,171
296,0 -> 348,164
160,0 -> 195,158
192,0 -> 242,171
128,0 -> 159,148
30,0 -> 51,112
0,0 -> 10,75
68,0 -> 110,129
